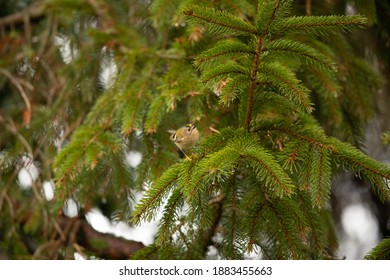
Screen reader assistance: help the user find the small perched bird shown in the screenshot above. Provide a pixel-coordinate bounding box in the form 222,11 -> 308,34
168,124 -> 200,158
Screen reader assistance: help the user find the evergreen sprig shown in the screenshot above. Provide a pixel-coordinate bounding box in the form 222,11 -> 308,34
254,115 -> 390,205
194,40 -> 254,71
132,163 -> 182,223
262,38 -> 337,73
201,63 -> 249,86
155,188 -> 185,244
182,5 -> 257,36
219,174 -> 245,259
272,15 -> 368,36
365,237 -> 390,260
258,62 -> 313,113
255,0 -> 293,33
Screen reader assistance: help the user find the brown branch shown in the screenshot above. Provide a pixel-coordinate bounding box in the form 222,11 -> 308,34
0,2 -> 44,27
65,217 -> 145,260
18,210 -> 145,259
306,0 -> 312,16
244,35 -> 263,131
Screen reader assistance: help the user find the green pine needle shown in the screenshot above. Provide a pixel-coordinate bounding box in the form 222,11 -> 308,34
182,5 -> 257,36
365,237 -> 390,260
272,15 -> 367,36
194,40 -> 255,70
258,63 -> 313,113
263,38 -> 337,73
155,188 -> 185,245
132,163 -> 182,224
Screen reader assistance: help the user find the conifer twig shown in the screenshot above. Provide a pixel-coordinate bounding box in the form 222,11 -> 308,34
244,35 -> 263,130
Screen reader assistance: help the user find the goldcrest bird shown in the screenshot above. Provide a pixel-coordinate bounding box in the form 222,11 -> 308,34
168,124 -> 200,158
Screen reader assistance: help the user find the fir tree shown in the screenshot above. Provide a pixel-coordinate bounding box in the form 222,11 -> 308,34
1,0 -> 390,260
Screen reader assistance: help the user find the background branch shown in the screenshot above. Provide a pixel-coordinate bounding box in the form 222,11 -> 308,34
0,2 -> 44,28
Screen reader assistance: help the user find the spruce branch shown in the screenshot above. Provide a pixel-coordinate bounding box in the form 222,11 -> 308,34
194,40 -> 255,70
145,95 -> 166,133
201,63 -> 249,86
196,127 -> 236,157
309,148 -> 332,207
272,15 -> 367,36
243,186 -> 307,259
295,192 -> 330,257
183,147 -> 240,201
262,38 -> 337,73
255,117 -> 390,202
244,196 -> 265,252
241,148 -> 294,197
182,5 -> 257,36
326,137 -> 390,202
53,126 -> 123,196
230,131 -> 295,197
264,200 -> 306,259
256,0 -> 292,34
190,130 -> 295,200
132,163 -> 182,224
219,76 -> 248,107
155,188 -> 185,245
220,173 -> 245,259
258,63 -> 313,113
